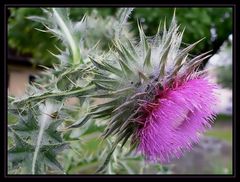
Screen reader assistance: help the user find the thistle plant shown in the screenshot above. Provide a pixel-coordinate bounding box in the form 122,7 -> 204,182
8,8 -> 218,174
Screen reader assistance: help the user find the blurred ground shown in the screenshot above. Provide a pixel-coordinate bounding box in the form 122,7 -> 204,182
168,120 -> 232,174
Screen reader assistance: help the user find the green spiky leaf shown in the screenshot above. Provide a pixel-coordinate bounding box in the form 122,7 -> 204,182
8,127 -> 69,174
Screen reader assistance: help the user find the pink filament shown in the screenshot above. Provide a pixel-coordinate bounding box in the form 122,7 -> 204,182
137,76 -> 218,163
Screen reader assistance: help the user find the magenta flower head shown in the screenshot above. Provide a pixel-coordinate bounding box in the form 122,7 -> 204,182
136,76 -> 218,163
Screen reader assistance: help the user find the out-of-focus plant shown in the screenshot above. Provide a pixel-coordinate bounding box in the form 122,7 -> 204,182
216,39 -> 232,89
217,65 -> 232,88
8,8 -> 132,66
8,8 -> 219,174
8,8 -> 60,66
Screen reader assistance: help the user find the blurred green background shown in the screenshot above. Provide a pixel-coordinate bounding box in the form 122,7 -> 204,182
7,7 -> 233,174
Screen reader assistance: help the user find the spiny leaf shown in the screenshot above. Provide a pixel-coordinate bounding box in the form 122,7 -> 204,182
52,8 -> 82,64
43,152 -> 65,172
119,107 -> 141,132
8,127 -> 68,174
114,8 -> 134,39
103,118 -> 126,139
159,22 -> 178,78
97,126 -> 134,173
115,56 -> 134,77
8,130 -> 34,163
96,145 -> 116,173
112,100 -> 134,113
67,114 -> 92,129
113,41 -> 130,62
92,78 -> 119,86
187,50 -> 212,65
10,113 -> 38,133
84,87 -> 134,99
174,38 -> 205,68
159,43 -> 172,78
103,120 -> 124,139
118,40 -> 137,63
138,71 -> 149,83
116,8 -> 134,28
102,62 -> 123,78
45,120 -> 63,143
41,143 -> 69,155
171,54 -> 188,77
89,57 -> 108,71
94,81 -> 115,91
187,54 -> 212,73
90,106 -> 114,116
162,24 -> 179,50
8,101 -> 68,174
137,20 -> 149,57
156,20 -> 162,36
90,98 -> 121,112
120,127 -> 135,148
130,92 -> 147,100
143,47 -> 152,68
27,15 -> 50,25
13,85 -> 96,105
171,51 -> 212,80
102,109 -> 130,139
125,39 -> 138,58
91,57 -> 123,79
37,143 -> 69,173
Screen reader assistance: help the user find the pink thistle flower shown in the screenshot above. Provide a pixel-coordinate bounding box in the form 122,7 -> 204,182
136,76 -> 218,163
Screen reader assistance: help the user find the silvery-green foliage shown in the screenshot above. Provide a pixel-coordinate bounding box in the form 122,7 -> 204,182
7,7 -> 135,174
28,8 -> 83,65
7,7 -> 197,174
8,100 -> 69,174
8,8 -> 95,174
68,8 -> 134,51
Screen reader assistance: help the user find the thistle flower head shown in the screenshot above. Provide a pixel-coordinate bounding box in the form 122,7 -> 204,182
85,11 -> 219,171
135,76 -> 218,163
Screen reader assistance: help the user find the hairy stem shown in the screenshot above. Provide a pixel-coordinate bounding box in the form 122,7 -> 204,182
32,102 -> 55,174
52,8 -> 82,64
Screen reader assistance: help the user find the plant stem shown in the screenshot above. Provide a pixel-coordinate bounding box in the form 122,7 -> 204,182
32,102 -> 54,174
52,8 -> 82,64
